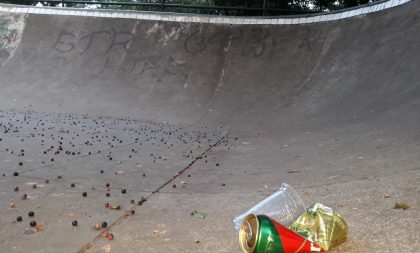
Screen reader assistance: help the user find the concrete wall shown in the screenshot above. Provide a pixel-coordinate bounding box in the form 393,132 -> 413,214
0,0 -> 418,135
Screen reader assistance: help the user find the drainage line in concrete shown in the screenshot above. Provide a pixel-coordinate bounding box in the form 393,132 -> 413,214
76,133 -> 227,253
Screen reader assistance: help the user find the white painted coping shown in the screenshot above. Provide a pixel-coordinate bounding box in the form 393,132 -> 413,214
0,0 -> 413,25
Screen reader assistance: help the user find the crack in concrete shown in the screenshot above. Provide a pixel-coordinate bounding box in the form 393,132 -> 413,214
76,133 -> 228,253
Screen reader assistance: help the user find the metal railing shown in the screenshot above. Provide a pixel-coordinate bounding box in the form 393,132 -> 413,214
5,0 -> 386,16
22,0 -> 321,16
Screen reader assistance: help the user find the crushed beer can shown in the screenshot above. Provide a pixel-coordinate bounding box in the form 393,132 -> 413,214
239,214 -> 324,253
290,203 -> 348,251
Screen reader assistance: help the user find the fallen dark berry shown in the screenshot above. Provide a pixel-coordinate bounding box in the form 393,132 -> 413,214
105,203 -> 110,208
101,222 -> 107,228
28,211 -> 35,217
130,199 -> 135,204
14,187 -> 19,192
82,192 -> 87,197
16,216 -> 23,222
19,162 -> 23,166
71,183 -> 75,188
72,220 -> 78,226
100,170 -> 104,173
13,172 -> 19,177
121,189 -> 126,194
106,193 -> 110,197
30,221 -> 37,227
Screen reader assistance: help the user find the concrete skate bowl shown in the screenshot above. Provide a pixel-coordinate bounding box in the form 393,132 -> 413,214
0,1 -> 419,253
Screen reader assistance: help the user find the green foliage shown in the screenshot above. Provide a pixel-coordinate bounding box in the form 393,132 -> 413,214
0,0 -> 36,5
313,0 -> 371,10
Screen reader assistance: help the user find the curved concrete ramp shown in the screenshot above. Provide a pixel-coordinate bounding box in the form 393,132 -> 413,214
0,1 -> 419,252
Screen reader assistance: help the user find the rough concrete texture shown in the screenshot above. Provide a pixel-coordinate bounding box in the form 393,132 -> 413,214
0,1 -> 419,252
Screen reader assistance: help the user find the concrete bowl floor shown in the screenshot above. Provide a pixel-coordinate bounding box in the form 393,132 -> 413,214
0,110 -> 227,253
0,110 -> 419,253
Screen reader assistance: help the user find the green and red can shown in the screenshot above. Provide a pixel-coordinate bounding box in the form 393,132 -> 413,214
239,214 -> 324,253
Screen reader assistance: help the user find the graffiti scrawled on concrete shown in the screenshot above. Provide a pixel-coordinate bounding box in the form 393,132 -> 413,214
51,26 -> 189,82
0,13 -> 26,67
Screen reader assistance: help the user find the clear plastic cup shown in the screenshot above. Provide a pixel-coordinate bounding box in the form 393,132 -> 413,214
233,183 -> 305,231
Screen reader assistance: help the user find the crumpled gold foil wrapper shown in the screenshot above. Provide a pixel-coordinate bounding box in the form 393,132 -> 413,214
290,203 -> 348,251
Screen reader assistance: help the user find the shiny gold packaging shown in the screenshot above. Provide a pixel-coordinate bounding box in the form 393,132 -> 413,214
290,203 -> 348,251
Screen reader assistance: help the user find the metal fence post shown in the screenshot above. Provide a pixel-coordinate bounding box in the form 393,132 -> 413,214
161,0 -> 165,11
263,0 -> 267,16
